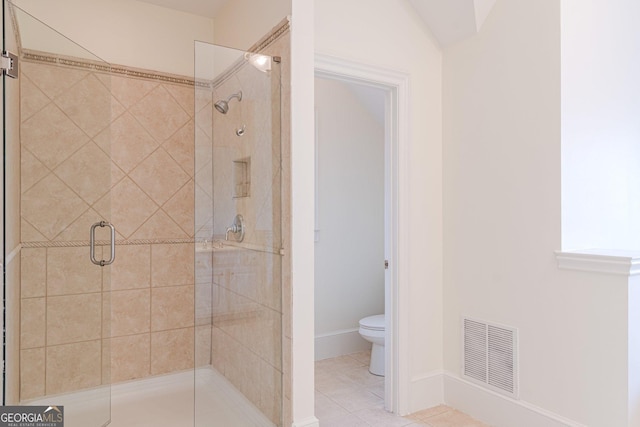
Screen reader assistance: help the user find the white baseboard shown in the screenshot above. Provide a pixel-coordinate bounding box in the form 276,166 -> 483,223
291,417 -> 320,427
442,372 -> 586,427
314,328 -> 370,361
408,371 -> 445,414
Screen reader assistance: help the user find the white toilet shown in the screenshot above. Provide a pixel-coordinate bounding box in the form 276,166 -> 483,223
358,314 -> 385,376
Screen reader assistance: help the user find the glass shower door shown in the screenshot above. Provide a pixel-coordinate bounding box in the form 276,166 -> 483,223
194,42 -> 283,426
4,4 -> 113,426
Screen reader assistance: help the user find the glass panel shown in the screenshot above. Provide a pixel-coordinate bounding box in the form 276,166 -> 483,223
194,41 -> 283,426
3,0 -> 23,408
7,4 -> 112,426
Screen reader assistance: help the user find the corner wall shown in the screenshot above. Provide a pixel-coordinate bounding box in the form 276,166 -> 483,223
443,1 -> 629,425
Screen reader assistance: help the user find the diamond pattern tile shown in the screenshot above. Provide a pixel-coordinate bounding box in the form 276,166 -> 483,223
163,121 -> 195,177
21,219 -> 47,242
195,125 -> 212,175
21,61 -> 88,101
129,85 -> 190,142
53,208 -> 107,242
195,103 -> 213,140
164,83 -> 194,117
20,75 -> 51,122
22,103 -> 89,170
21,147 -> 50,193
129,148 -> 190,206
19,58 -> 220,403
95,177 -> 158,239
108,112 -> 159,173
21,60 -> 204,245
53,142 -> 113,205
130,210 -> 188,240
106,74 -> 158,110
194,185 -> 213,238
162,180 -> 195,236
55,74 -> 114,138
22,175 -> 89,240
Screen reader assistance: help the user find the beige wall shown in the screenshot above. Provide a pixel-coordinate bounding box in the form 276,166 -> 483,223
12,0 -> 214,76
213,0 -> 291,50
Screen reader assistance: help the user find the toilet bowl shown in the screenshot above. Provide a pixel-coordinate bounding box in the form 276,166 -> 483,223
358,314 -> 385,376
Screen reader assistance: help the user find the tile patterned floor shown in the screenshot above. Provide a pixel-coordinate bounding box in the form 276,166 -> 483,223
315,352 -> 491,427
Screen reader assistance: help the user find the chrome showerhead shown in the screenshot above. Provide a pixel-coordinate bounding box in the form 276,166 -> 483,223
214,90 -> 242,114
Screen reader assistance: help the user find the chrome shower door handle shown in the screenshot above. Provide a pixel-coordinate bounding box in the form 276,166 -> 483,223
90,221 -> 116,266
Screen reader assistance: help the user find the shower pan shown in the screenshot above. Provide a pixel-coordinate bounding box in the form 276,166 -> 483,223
2,2 -> 286,427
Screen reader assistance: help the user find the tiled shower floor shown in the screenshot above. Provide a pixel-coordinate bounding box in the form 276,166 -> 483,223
315,352 -> 491,427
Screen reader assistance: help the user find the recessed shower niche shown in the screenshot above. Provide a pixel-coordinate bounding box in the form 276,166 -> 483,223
233,157 -> 251,198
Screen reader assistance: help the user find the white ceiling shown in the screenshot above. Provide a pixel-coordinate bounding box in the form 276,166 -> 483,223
407,0 -> 497,47
136,0 -> 229,18
137,0 -> 497,48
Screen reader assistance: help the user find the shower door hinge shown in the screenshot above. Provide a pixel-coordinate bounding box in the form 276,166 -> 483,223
1,51 -> 18,79
385,260 -> 389,269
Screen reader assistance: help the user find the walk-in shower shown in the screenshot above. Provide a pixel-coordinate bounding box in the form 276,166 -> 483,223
194,40 -> 284,426
2,1 -> 288,426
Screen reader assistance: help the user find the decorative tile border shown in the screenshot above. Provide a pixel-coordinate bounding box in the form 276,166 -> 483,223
248,17 -> 291,54
22,49 -> 204,88
19,17 -> 290,91
22,238 -> 195,248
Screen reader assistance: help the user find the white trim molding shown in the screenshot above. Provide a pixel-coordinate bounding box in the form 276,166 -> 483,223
443,373 -> 586,427
555,249 -> 640,276
314,328 -> 369,361
409,371 -> 445,413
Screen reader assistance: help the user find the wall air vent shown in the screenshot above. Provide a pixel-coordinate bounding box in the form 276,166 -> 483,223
462,317 -> 518,398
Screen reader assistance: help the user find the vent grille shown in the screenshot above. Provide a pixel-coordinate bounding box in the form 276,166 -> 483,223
462,318 -> 518,398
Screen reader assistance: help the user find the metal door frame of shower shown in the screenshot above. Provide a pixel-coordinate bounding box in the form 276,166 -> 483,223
314,53 -> 410,415
1,0 -> 20,406
1,0 -> 7,405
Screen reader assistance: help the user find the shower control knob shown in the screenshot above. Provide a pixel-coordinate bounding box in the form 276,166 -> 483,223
225,214 -> 245,242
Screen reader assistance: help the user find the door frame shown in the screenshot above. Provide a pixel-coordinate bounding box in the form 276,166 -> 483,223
314,53 -> 410,414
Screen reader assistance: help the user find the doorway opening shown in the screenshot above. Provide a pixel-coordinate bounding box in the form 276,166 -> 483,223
314,54 -> 409,415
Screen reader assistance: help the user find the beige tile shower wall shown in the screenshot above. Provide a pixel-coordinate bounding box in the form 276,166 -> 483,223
206,24 -> 290,426
19,59 -> 200,400
210,248 -> 282,424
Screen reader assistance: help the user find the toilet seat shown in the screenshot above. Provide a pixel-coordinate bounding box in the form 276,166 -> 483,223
359,314 -> 385,331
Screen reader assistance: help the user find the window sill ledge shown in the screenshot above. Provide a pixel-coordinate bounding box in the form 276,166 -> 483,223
555,249 -> 640,276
